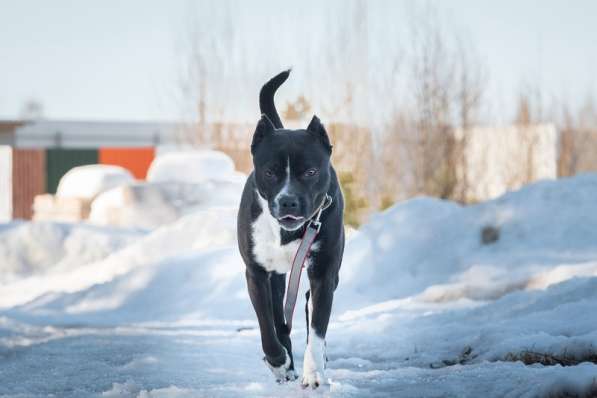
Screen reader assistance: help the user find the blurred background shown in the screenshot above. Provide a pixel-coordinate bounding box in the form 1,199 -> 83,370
1,0 -> 596,227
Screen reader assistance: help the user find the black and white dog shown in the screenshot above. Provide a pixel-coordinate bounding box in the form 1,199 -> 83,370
237,70 -> 345,388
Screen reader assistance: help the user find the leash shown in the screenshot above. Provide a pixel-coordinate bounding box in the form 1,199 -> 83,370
283,194 -> 332,332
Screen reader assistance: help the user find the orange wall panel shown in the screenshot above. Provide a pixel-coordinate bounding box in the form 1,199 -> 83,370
99,147 -> 155,179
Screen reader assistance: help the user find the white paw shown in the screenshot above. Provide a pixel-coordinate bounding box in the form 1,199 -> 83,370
302,332 -> 327,389
264,348 -> 297,383
301,368 -> 324,389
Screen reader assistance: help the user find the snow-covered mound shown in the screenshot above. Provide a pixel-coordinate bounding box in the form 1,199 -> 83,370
89,182 -> 180,229
0,206 -> 238,309
338,174 -> 597,308
89,151 -> 246,229
147,150 -> 244,185
89,181 -> 245,229
6,174 -> 597,323
11,248 -> 248,326
0,222 -> 142,284
334,274 -> 597,368
56,165 -> 134,199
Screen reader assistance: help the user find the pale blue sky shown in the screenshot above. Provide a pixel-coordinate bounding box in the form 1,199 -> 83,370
0,0 -> 595,122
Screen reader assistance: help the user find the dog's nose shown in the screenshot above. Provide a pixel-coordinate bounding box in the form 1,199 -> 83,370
278,194 -> 299,210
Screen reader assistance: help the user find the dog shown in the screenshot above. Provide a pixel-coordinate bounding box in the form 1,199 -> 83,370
237,70 -> 345,388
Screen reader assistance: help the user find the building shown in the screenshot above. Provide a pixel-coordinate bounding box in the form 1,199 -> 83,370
454,124 -> 558,202
0,120 -> 180,221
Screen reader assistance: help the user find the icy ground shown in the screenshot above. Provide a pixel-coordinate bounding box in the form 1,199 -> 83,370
1,175 -> 597,397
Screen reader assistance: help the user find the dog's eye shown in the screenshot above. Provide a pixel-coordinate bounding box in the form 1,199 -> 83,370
264,169 -> 275,179
303,168 -> 319,178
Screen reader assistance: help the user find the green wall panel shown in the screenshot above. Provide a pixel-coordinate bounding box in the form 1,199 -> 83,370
45,149 -> 98,194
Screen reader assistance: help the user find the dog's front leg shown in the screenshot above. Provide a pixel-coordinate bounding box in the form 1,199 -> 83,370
302,273 -> 336,388
245,268 -> 293,382
270,272 -> 296,378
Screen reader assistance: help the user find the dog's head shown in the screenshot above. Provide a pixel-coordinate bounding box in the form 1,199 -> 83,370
251,115 -> 333,231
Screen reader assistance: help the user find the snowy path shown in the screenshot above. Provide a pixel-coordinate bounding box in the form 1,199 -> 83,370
3,274 -> 597,397
2,296 -> 596,398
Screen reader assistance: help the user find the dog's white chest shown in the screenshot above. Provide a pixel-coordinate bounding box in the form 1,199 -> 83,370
251,204 -> 301,274
251,192 -> 320,274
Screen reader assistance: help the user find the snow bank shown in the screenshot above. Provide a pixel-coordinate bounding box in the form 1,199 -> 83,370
56,165 -> 134,199
0,207 -> 238,310
338,197 -> 465,306
338,174 -> 597,308
0,222 -> 142,284
333,276 -> 597,368
7,174 -> 597,327
89,180 -> 244,229
89,151 -> 246,228
11,248 -> 249,326
89,183 -> 180,229
146,150 -> 241,185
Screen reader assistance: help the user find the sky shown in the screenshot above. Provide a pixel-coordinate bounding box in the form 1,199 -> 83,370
0,0 -> 595,123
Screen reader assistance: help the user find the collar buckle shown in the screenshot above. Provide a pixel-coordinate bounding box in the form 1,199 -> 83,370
307,194 -> 332,234
309,219 -> 322,233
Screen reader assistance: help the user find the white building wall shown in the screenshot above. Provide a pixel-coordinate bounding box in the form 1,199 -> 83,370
456,124 -> 558,202
0,146 -> 12,221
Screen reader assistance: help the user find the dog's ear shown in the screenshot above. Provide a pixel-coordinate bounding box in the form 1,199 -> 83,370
251,114 -> 276,155
306,115 -> 332,154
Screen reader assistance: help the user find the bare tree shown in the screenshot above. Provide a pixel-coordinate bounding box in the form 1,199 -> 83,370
451,38 -> 487,201
510,85 -> 546,186
179,2 -> 239,147
381,5 -> 487,203
177,1 -> 492,219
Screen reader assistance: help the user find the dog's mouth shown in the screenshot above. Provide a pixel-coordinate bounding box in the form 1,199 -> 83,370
277,214 -> 306,230
278,214 -> 304,221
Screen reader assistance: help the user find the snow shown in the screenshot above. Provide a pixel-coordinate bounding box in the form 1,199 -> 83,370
89,151 -> 246,228
89,183 -> 181,229
337,174 -> 597,308
0,221 -> 142,284
1,174 -> 597,397
146,150 -> 243,185
0,207 -> 238,310
56,164 -> 134,199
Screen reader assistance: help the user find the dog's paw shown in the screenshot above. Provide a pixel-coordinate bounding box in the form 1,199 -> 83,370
301,334 -> 327,389
281,368 -> 298,383
301,369 -> 325,389
263,348 -> 296,383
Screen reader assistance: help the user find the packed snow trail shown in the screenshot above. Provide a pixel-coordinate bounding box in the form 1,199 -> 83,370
2,276 -> 597,398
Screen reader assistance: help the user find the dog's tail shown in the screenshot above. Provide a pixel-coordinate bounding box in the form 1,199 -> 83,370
259,69 -> 290,129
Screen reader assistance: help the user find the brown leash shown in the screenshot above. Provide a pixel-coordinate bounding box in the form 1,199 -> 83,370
283,194 -> 332,332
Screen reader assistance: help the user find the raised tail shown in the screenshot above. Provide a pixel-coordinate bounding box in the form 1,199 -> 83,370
259,69 -> 290,129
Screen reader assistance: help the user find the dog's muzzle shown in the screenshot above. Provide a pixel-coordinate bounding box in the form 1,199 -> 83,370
275,194 -> 306,230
